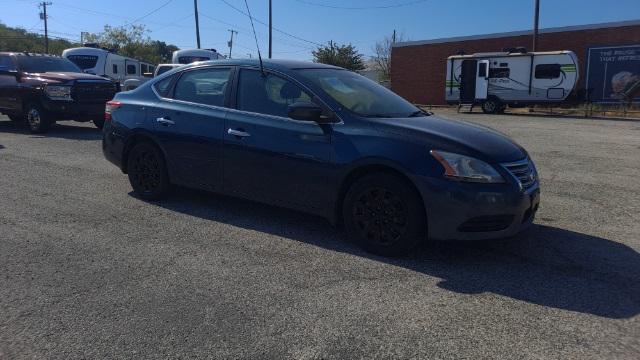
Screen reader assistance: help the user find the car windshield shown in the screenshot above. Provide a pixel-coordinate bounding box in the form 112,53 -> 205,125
297,68 -> 424,118
17,56 -> 82,73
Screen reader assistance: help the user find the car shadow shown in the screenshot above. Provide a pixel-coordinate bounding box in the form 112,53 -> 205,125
133,188 -> 640,320
0,119 -> 102,141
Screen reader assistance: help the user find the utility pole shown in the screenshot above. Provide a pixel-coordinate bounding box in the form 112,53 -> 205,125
227,29 -> 238,59
39,2 -> 52,54
392,29 -> 396,43
268,0 -> 272,58
194,0 -> 201,49
532,0 -> 540,51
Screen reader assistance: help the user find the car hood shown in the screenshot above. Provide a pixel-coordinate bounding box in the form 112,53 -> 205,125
27,72 -> 110,83
372,115 -> 527,163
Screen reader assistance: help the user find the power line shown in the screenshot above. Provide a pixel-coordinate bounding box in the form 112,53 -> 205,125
293,0 -> 429,10
128,0 -> 174,25
219,0 -> 321,47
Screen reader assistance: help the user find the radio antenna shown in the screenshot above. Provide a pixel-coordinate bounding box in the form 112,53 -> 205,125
243,0 -> 265,76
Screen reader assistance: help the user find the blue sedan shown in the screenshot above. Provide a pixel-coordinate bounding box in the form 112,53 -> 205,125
102,59 -> 539,256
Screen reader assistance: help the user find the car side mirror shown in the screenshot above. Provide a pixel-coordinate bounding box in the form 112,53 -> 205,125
288,102 -> 331,123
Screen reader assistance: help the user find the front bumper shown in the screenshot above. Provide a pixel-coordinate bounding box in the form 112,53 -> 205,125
42,98 -> 106,120
415,176 -> 540,241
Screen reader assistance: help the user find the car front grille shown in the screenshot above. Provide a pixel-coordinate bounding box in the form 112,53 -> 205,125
458,215 -> 515,232
502,158 -> 537,190
73,81 -> 117,103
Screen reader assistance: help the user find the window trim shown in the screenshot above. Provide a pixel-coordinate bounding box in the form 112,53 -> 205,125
151,64 -> 236,111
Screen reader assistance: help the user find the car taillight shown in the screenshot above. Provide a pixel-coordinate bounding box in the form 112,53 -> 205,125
105,100 -> 122,121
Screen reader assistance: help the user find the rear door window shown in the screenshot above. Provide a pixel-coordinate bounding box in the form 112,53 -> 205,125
154,75 -> 175,97
236,69 -> 312,118
173,67 -> 232,107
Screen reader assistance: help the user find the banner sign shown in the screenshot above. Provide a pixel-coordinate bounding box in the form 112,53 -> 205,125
585,45 -> 640,103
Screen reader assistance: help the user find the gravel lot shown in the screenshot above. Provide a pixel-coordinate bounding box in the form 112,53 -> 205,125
1,112 -> 639,359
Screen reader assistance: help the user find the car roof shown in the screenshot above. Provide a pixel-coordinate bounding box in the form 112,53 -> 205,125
0,52 -> 62,58
194,58 -> 343,71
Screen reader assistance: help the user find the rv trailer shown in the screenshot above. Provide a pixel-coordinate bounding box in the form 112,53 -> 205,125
171,49 -> 224,64
445,50 -> 578,113
62,44 -> 155,86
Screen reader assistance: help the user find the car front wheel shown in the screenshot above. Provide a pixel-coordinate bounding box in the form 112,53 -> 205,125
25,103 -> 52,133
343,173 -> 426,256
127,142 -> 171,200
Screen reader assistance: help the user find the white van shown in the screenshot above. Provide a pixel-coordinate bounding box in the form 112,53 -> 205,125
171,49 -> 224,64
62,45 -> 155,86
446,50 -> 579,113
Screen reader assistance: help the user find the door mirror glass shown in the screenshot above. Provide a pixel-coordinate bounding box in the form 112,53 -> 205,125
288,101 -> 324,122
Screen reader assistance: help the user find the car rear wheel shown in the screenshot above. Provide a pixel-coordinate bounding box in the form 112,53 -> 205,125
343,173 -> 426,256
127,142 -> 171,200
25,103 -> 52,133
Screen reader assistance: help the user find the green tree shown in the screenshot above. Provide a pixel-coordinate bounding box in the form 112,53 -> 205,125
0,22 -> 78,55
84,25 -> 178,64
312,41 -> 365,71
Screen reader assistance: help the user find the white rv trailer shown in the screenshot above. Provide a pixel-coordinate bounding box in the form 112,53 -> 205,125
171,49 -> 224,64
62,45 -> 155,86
445,50 -> 578,113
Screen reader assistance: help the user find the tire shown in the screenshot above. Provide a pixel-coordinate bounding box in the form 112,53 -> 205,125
127,142 -> 172,200
24,102 -> 52,133
93,118 -> 105,130
481,98 -> 500,114
343,173 -> 426,257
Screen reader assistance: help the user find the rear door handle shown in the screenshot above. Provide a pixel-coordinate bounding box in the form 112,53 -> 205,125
156,117 -> 175,126
227,128 -> 250,138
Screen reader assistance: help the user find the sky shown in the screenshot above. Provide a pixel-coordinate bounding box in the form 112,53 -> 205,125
0,0 -> 639,61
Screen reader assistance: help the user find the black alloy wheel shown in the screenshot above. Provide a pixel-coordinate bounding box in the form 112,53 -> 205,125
481,98 -> 500,114
343,173 -> 426,256
127,142 -> 171,200
25,103 -> 52,133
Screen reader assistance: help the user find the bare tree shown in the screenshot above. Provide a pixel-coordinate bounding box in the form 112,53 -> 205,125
372,31 -> 405,81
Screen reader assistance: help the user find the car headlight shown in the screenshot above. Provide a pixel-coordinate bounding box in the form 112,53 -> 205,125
430,150 -> 505,183
44,85 -> 72,100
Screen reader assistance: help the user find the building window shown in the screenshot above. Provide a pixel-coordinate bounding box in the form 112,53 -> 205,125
535,64 -> 561,79
489,68 -> 510,78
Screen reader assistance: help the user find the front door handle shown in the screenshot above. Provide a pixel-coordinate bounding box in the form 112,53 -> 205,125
156,117 -> 175,126
227,128 -> 250,138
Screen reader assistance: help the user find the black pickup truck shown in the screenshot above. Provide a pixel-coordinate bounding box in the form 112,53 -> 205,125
0,52 -> 118,133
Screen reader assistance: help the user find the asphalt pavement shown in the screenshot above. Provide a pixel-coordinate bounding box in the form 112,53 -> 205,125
0,112 -> 639,359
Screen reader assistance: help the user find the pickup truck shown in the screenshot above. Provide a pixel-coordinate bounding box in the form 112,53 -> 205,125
0,52 -> 118,133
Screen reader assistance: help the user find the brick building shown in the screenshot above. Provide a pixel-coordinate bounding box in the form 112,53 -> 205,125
390,20 -> 640,105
